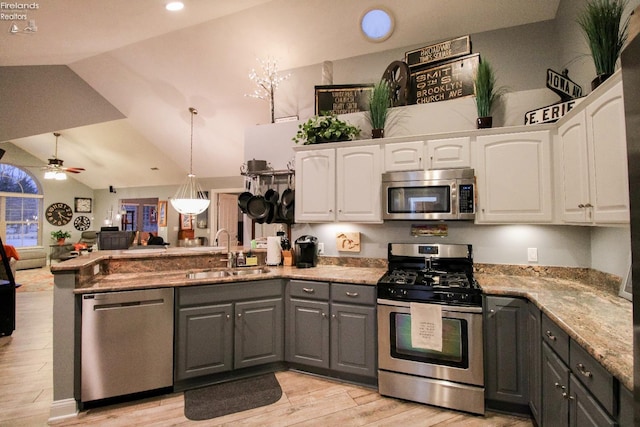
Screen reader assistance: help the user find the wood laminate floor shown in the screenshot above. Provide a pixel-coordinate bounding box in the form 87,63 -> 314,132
1,288 -> 533,426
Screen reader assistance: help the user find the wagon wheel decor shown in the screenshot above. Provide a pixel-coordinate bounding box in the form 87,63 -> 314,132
382,60 -> 410,106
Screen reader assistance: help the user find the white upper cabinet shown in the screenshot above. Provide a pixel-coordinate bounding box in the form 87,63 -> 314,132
383,141 -> 424,171
336,145 -> 382,222
426,136 -> 471,169
295,145 -> 382,223
474,130 -> 553,223
295,149 -> 335,222
556,79 -> 629,224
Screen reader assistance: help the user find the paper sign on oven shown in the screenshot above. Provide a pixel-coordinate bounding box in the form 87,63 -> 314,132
410,302 -> 443,352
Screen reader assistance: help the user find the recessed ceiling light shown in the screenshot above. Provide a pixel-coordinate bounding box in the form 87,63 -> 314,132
166,2 -> 184,12
360,7 -> 394,42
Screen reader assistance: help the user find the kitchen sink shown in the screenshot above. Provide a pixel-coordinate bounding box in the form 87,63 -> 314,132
186,267 -> 269,280
229,268 -> 269,276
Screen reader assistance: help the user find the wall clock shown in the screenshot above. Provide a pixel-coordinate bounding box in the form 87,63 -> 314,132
74,215 -> 91,231
74,197 -> 92,213
46,203 -> 73,226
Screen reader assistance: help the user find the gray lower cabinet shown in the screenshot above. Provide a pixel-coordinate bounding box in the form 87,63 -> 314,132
286,280 -> 376,379
527,302 -> 542,424
541,314 -> 617,427
175,280 -> 284,382
484,296 -> 529,411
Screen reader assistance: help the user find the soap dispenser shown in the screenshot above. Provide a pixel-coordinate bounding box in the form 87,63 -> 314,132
236,251 -> 246,267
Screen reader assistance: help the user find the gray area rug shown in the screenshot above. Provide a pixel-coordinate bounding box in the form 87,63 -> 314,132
184,373 -> 282,421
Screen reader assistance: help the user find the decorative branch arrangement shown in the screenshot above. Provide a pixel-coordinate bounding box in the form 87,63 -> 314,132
245,57 -> 290,123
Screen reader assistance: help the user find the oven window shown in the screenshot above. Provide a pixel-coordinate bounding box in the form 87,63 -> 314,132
387,186 -> 450,213
390,312 -> 468,368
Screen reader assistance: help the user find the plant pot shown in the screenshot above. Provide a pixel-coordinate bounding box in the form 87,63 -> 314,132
591,73 -> 612,90
372,128 -> 385,139
476,116 -> 493,129
57,238 -> 66,245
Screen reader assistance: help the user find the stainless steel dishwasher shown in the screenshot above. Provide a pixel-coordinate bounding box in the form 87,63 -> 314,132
81,288 -> 174,402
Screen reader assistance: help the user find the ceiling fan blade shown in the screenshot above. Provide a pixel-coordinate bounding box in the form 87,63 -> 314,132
64,168 -> 84,174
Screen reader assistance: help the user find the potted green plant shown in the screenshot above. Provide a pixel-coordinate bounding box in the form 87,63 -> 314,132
51,230 -> 71,245
367,79 -> 392,138
292,113 -> 361,145
577,0 -> 629,90
473,59 -> 503,129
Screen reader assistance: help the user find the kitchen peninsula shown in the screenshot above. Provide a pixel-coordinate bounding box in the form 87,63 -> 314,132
49,248 -> 633,425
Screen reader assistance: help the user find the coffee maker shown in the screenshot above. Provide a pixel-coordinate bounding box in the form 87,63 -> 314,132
294,235 -> 318,268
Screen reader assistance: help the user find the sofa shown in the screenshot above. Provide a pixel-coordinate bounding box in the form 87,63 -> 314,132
15,248 -> 47,270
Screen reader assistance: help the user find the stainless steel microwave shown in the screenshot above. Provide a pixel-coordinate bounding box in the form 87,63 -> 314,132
382,168 -> 475,220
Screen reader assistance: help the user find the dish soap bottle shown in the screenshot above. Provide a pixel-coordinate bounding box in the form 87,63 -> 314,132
236,251 -> 246,267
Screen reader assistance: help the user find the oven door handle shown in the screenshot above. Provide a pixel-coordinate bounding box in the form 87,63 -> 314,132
377,298 -> 483,314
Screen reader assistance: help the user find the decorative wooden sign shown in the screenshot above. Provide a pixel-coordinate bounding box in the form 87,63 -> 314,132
409,54 -> 479,105
405,35 -> 471,68
546,69 -> 583,101
314,84 -> 373,115
336,232 -> 360,252
524,97 -> 584,125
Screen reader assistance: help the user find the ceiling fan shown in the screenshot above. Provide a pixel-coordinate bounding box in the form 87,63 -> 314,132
41,132 -> 85,180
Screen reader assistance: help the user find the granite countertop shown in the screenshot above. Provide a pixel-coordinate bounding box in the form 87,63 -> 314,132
61,251 -> 632,392
478,272 -> 633,391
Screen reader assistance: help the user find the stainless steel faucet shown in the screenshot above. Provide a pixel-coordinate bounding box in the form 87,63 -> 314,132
215,228 -> 235,268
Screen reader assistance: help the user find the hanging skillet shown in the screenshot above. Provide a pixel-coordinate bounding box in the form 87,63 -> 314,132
246,176 -> 270,222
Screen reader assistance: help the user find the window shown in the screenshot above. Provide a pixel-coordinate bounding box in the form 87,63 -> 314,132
360,7 -> 394,42
0,164 -> 43,247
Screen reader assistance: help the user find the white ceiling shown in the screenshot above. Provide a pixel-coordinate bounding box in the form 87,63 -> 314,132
1,0 -> 560,190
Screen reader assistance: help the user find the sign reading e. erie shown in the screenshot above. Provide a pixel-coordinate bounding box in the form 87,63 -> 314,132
546,69 -> 583,101
524,98 -> 584,125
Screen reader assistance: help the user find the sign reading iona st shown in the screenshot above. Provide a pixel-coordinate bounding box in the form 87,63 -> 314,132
546,69 -> 583,101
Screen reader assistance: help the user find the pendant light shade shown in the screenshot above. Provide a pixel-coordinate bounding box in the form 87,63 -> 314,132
170,107 -> 210,215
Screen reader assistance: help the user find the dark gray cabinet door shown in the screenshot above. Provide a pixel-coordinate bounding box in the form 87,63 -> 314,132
175,303 -> 233,380
286,298 -> 329,368
330,303 -> 376,377
234,298 -> 283,369
527,301 -> 542,423
542,342 -> 570,427
569,374 -> 616,427
484,296 -> 529,406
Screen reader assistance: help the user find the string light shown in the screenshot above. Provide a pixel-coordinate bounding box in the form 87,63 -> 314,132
245,57 -> 290,123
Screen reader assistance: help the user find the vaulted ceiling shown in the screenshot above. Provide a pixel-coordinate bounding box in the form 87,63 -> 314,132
0,0 -> 560,189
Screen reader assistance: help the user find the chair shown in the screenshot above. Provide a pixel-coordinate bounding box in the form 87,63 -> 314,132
78,231 -> 98,247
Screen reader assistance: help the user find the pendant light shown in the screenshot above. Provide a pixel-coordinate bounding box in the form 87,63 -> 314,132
170,107 -> 210,215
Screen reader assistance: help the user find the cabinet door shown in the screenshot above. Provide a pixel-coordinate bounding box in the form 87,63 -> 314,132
484,296 -> 529,407
586,81 -> 630,223
542,342 -> 570,427
330,303 -> 376,378
569,374 -> 616,427
474,131 -> 552,223
295,149 -> 335,222
426,137 -> 471,169
527,301 -> 542,424
557,111 -> 591,223
286,298 -> 329,368
175,303 -> 233,380
336,145 -> 382,222
383,141 -> 424,171
234,298 -> 283,369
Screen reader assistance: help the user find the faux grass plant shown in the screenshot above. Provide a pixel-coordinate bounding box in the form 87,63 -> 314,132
577,0 -> 629,77
473,60 -> 501,118
367,79 -> 392,130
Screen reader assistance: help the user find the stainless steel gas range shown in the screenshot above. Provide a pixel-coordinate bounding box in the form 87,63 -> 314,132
377,243 -> 485,415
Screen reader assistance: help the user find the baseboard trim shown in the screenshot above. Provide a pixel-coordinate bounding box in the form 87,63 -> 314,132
48,398 -> 78,422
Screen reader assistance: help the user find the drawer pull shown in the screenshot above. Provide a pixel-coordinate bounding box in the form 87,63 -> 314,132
576,363 -> 593,378
302,287 -> 315,293
545,330 -> 557,341
345,291 -> 359,297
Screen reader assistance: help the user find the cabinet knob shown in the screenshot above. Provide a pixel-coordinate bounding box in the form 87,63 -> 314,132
562,392 -> 575,400
226,314 -> 230,320
545,330 -> 557,341
576,363 -> 593,378
321,313 -> 327,318
578,204 -> 584,208
332,314 -> 336,319
554,382 -> 566,390
237,313 -> 242,318
489,309 -> 495,314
